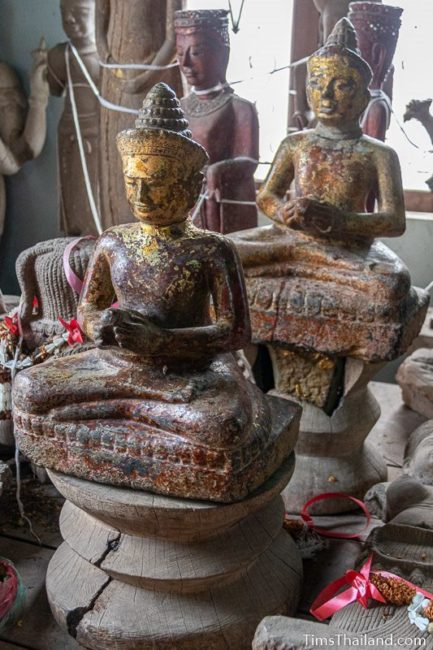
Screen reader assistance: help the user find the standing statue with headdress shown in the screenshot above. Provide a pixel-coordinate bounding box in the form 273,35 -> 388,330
0,46 -> 48,243
349,2 -> 402,142
175,9 -> 259,234
48,0 -> 100,236
95,0 -> 183,228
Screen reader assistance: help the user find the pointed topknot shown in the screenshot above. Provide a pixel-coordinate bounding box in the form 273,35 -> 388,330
326,17 -> 360,56
135,82 -> 192,138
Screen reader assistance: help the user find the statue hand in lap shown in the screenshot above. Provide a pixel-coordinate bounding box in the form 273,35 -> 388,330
278,196 -> 344,236
97,307 -> 169,355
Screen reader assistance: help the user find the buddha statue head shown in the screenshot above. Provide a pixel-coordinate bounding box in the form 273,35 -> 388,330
0,63 -> 26,144
348,2 -> 402,90
307,17 -> 372,128
174,10 -> 230,91
60,0 -> 96,44
117,82 -> 208,226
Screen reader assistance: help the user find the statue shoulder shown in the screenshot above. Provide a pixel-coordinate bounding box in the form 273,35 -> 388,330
48,42 -> 67,69
231,93 -> 258,118
359,134 -> 400,163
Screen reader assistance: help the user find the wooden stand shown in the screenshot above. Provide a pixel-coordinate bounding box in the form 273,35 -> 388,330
278,363 -> 388,515
46,456 -> 302,649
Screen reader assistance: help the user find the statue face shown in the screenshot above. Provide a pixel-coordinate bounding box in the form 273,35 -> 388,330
307,55 -> 369,126
122,154 -> 200,225
60,0 -> 95,41
176,33 -> 225,90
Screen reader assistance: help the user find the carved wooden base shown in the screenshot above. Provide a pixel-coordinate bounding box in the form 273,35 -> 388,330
277,365 -> 387,514
46,456 -> 302,649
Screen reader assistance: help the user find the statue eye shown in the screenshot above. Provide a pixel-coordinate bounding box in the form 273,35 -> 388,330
309,78 -> 321,88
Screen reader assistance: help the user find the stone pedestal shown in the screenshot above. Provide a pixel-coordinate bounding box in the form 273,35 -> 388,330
46,456 -> 302,649
276,362 -> 387,514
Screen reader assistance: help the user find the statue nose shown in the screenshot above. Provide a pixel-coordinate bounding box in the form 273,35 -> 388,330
322,83 -> 334,100
136,180 -> 148,201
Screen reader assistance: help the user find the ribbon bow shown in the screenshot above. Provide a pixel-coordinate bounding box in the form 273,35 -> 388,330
59,318 -> 84,346
310,555 -> 386,621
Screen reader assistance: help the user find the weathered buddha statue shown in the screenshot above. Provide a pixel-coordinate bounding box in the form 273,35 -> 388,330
174,10 -> 258,234
231,18 -> 426,407
47,0 -> 100,236
12,83 -> 299,503
349,2 -> 402,142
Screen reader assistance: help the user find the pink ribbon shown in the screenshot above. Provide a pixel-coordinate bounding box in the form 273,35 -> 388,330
300,492 -> 371,539
0,561 -> 18,621
63,236 -> 96,296
311,554 -> 433,622
311,555 -> 386,621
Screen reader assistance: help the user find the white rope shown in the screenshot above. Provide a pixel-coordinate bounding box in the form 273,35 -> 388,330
425,279 -> 433,293
66,44 -> 103,235
190,192 -> 208,222
69,43 -> 139,115
100,60 -> 179,71
8,319 -> 42,545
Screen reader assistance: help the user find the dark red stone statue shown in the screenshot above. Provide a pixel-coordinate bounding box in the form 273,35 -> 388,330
349,2 -> 402,142
175,10 -> 259,234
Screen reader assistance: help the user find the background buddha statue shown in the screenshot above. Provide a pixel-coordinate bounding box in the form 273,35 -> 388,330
96,0 -> 183,229
233,17 -> 415,371
175,9 -> 259,234
47,0 -> 100,236
0,48 -> 48,245
13,83 -> 299,503
230,18 -> 427,514
348,1 -> 403,143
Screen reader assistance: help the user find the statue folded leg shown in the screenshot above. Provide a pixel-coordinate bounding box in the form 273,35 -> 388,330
14,346 -> 299,502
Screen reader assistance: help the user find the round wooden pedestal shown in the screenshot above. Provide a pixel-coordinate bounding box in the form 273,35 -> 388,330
46,455 -> 302,649
281,374 -> 387,515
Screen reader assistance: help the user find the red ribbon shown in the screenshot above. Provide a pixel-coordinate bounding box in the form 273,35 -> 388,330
310,554 -> 433,622
301,492 -> 371,539
59,318 -> 84,346
3,315 -> 19,336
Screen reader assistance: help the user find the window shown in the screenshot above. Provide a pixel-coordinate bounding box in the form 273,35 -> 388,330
185,0 -> 293,177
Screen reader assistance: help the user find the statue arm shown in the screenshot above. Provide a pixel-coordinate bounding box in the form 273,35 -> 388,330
95,0 -> 111,63
11,41 -> 49,164
47,44 -> 67,97
256,138 -> 295,224
164,239 -> 251,357
206,100 -> 259,193
0,138 -> 20,175
77,239 -> 115,340
333,146 -> 405,240
121,0 -> 182,94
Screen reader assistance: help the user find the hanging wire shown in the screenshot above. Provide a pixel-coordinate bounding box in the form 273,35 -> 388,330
228,0 -> 246,34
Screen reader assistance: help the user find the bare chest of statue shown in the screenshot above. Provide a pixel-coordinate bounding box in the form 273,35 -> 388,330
293,135 -> 377,211
106,233 -> 213,327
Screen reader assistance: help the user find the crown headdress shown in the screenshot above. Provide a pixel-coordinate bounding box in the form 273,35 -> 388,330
308,17 -> 372,84
117,83 -> 208,170
174,10 -> 230,47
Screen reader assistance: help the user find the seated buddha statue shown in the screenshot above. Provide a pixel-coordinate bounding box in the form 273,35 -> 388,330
12,83 -> 299,503
231,18 -> 426,375
174,9 -> 258,235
